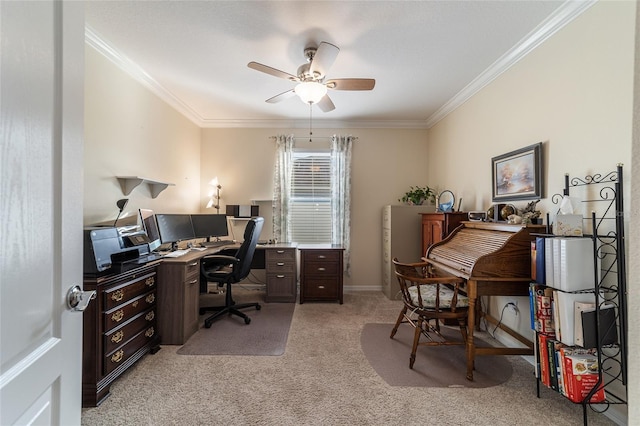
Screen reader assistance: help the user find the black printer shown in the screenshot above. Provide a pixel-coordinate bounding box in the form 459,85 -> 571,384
83,227 -> 158,275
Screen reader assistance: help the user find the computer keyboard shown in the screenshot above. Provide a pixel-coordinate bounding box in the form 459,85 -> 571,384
201,240 -> 235,248
163,249 -> 190,258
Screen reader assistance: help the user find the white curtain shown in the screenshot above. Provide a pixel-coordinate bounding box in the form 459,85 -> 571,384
272,134 -> 294,243
331,135 -> 353,276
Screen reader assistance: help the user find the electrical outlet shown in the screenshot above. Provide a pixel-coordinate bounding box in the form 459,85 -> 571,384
506,300 -> 519,314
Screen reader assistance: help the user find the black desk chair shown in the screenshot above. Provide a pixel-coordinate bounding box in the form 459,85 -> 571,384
199,216 -> 264,328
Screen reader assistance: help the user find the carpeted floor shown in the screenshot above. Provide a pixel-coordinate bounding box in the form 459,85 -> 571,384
177,295 -> 295,356
81,290 -> 617,426
360,322 -> 513,388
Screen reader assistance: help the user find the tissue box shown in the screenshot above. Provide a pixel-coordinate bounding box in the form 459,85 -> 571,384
553,214 -> 583,236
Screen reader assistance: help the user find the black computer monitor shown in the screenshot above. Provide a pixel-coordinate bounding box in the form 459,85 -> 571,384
191,214 -> 229,241
139,208 -> 162,252
155,214 -> 195,249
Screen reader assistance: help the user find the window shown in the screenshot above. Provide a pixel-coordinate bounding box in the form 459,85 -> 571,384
289,150 -> 332,243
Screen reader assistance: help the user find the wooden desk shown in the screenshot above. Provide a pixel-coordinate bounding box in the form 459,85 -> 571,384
424,221 -> 543,380
464,277 -> 534,381
156,243 -> 297,345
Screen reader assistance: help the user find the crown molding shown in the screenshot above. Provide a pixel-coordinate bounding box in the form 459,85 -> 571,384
86,1 -> 595,130
424,0 -> 597,128
85,26 -> 205,126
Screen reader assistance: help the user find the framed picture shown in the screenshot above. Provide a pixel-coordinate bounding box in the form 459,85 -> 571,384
491,142 -> 542,202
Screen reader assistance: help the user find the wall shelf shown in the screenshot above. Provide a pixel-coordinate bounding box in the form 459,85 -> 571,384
116,176 -> 174,198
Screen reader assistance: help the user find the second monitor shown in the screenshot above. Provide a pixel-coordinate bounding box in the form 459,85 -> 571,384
191,214 -> 229,242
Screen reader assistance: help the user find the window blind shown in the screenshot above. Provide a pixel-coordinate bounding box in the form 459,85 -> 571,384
289,151 -> 331,243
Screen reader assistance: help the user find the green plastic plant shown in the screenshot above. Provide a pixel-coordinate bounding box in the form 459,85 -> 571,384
399,186 -> 435,205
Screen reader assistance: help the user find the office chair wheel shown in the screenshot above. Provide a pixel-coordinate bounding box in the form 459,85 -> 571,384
244,317 -> 251,324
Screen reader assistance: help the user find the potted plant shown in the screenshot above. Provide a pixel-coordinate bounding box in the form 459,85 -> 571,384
399,186 -> 435,205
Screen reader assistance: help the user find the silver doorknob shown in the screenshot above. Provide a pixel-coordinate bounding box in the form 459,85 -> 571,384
67,285 -> 96,311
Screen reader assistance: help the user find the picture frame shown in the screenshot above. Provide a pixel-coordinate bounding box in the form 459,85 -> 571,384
491,142 -> 543,202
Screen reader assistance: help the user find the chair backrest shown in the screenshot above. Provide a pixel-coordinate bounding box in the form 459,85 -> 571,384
392,257 -> 468,314
232,217 -> 264,282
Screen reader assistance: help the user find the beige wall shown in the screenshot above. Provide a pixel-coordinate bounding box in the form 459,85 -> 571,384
201,128 -> 429,289
84,46 -> 202,226
427,3 -> 634,421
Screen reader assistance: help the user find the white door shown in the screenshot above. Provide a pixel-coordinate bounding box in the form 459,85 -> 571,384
0,1 -> 85,424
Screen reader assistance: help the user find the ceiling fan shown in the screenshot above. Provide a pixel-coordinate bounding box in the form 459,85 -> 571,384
247,41 -> 375,112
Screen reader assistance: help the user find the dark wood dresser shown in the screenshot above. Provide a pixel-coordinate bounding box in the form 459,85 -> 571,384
299,245 -> 344,304
82,261 -> 161,407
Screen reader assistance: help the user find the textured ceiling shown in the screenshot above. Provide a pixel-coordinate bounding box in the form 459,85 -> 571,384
84,1 -> 593,128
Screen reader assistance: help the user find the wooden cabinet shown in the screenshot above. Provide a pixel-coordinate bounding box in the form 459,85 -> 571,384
156,253 -> 201,345
420,212 -> 468,255
299,245 -> 344,304
82,262 -> 161,407
265,245 -> 297,302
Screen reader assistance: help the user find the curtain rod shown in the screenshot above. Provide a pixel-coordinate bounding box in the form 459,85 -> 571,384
268,136 -> 358,141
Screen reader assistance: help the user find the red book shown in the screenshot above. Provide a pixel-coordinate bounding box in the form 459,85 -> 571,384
563,349 -> 606,403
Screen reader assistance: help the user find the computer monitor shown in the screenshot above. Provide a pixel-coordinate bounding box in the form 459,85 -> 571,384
139,209 -> 162,252
155,214 -> 195,249
191,214 -> 229,241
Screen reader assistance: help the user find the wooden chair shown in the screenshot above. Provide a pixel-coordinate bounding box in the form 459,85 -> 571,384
391,257 -> 469,369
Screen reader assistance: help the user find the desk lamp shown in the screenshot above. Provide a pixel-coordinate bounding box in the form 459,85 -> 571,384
113,198 -> 129,227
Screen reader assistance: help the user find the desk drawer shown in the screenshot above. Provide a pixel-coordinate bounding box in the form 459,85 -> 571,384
103,272 -> 157,310
104,291 -> 156,331
302,278 -> 339,300
303,261 -> 340,277
104,308 -> 156,354
302,250 -> 341,262
104,325 -> 156,375
266,248 -> 296,262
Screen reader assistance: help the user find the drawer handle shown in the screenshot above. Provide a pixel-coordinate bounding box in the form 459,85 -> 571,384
111,290 -> 124,302
317,267 -> 326,271
318,285 -> 325,289
145,277 -> 155,287
188,279 -> 198,285
276,275 -> 285,278
189,262 -> 198,267
145,294 -> 155,304
276,250 -> 285,254
318,255 -> 326,259
145,327 -> 155,338
111,310 -> 124,323
277,262 -> 285,266
111,350 -> 124,364
111,330 -> 124,344
145,311 -> 155,321
132,300 -> 139,308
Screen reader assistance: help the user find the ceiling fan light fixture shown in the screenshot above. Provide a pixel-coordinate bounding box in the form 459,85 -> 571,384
294,81 -> 327,104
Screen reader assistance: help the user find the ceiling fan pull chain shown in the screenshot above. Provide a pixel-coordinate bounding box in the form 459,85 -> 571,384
309,103 -> 313,142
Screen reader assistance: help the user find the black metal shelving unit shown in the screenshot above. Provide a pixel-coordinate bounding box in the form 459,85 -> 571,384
533,164 -> 627,426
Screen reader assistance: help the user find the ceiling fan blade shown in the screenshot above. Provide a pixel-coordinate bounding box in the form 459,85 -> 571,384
309,42 -> 340,78
265,89 -> 296,104
325,78 -> 376,91
317,94 -> 335,112
248,62 -> 298,81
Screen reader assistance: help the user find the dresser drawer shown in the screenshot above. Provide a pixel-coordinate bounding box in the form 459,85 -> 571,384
104,325 -> 157,375
104,290 -> 156,331
104,308 -> 157,354
303,261 -> 340,277
103,272 -> 157,310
